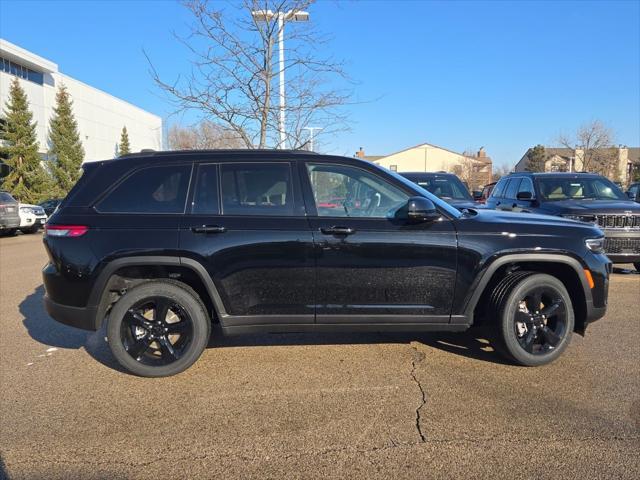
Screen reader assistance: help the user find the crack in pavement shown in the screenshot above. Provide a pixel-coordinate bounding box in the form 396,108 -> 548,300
409,342 -> 427,443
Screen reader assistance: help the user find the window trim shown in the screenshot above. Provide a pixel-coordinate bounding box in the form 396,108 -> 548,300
93,163 -> 194,215
188,163 -> 221,216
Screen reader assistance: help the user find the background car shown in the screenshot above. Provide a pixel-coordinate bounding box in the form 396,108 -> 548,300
474,181 -> 496,204
627,182 -> 640,203
0,190 -> 20,236
18,203 -> 47,234
39,198 -> 62,216
486,172 -> 640,271
399,172 -> 477,209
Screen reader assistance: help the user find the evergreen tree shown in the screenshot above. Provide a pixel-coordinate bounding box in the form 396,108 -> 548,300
119,126 -> 131,156
0,78 -> 49,203
48,84 -> 84,195
526,144 -> 547,172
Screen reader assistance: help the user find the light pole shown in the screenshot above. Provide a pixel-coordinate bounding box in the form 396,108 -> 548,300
303,126 -> 322,152
252,9 -> 309,149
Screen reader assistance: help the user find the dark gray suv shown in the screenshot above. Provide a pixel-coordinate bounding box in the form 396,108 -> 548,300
0,190 -> 20,236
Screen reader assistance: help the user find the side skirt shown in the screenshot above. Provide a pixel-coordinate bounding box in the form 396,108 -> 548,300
221,322 -> 470,336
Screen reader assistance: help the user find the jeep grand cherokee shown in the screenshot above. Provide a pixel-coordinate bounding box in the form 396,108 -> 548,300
43,150 -> 610,377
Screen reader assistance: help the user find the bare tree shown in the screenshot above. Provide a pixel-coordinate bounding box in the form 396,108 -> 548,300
558,120 -> 616,176
492,164 -> 512,182
168,121 -> 245,150
147,0 -> 351,150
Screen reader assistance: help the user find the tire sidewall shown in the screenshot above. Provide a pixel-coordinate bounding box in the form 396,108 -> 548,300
107,281 -> 210,377
500,274 -> 575,366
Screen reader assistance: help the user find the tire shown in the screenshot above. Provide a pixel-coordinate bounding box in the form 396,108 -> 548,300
1,229 -> 17,237
634,262 -> 640,273
491,272 -> 574,366
20,225 -> 39,234
107,280 -> 211,377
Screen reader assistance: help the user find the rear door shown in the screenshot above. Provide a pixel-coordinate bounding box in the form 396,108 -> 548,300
179,160 -> 316,326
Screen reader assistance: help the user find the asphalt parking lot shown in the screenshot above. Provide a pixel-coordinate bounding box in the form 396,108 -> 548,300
1,233 -> 639,479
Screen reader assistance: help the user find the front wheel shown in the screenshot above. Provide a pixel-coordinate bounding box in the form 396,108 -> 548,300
107,280 -> 211,377
633,262 -> 640,273
492,273 -> 574,366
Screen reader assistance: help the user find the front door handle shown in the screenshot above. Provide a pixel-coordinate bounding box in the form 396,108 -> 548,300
320,226 -> 356,236
191,225 -> 226,234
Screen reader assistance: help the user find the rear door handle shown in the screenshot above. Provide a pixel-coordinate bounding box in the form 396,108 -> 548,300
191,225 -> 226,234
320,226 -> 356,236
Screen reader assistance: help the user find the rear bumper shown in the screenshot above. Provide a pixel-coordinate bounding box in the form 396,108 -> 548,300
44,295 -> 98,331
0,216 -> 20,229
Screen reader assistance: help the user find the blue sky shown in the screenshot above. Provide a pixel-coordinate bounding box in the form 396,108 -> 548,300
1,0 -> 638,167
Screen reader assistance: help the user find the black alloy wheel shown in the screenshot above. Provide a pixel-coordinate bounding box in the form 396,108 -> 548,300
121,297 -> 194,365
513,286 -> 568,355
107,280 -> 210,377
493,272 -> 574,366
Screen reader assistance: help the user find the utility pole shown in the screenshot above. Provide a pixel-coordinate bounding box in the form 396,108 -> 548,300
252,9 -> 310,149
303,126 -> 322,152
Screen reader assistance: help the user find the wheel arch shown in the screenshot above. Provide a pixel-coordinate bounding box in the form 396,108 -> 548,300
88,256 -> 226,329
464,253 -> 591,335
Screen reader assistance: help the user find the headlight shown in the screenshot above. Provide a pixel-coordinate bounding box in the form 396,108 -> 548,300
585,237 -> 605,253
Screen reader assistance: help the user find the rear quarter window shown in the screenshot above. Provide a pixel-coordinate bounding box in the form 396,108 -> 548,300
96,164 -> 192,214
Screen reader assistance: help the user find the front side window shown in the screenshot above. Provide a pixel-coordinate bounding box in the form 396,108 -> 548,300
403,174 -> 472,201
220,163 -> 294,216
307,164 -> 409,218
97,164 -> 191,213
518,177 -> 535,196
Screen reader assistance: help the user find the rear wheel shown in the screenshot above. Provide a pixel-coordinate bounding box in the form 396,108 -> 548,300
107,280 -> 210,377
491,272 -> 574,366
20,225 -> 39,234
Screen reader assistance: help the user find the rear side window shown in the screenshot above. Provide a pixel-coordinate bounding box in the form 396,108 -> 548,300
192,164 -> 219,214
504,178 -> 521,199
220,163 -> 294,216
96,164 -> 192,214
491,178 -> 508,198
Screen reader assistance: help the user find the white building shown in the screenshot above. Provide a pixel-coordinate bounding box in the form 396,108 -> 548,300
0,39 -> 162,161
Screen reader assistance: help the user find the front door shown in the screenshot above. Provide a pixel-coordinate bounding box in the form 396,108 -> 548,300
301,162 -> 458,324
179,161 -> 316,327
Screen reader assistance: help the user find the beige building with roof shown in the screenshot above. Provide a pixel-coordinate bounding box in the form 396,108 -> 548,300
355,143 -> 493,190
514,146 -> 639,186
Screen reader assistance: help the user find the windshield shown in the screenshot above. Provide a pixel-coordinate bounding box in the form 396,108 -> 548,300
400,173 -> 472,201
370,166 -> 462,218
537,176 -> 628,201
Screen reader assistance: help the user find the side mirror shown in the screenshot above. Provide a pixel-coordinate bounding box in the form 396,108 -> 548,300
407,196 -> 440,222
516,191 -> 533,201
627,191 -> 636,200
472,190 -> 482,201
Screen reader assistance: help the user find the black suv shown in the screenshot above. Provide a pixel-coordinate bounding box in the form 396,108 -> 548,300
43,151 -> 610,377
486,172 -> 640,271
399,172 -> 477,209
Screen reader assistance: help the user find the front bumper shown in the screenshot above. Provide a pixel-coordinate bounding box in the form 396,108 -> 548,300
44,295 -> 99,331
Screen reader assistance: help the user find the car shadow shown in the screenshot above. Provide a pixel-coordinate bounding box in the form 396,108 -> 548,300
20,285 -> 127,373
208,326 -> 510,365
21,285 -> 509,374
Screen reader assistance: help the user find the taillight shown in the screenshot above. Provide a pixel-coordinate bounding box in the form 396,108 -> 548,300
44,225 -> 89,237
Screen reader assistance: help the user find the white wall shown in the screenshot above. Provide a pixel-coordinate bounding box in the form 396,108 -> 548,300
0,39 -> 162,162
